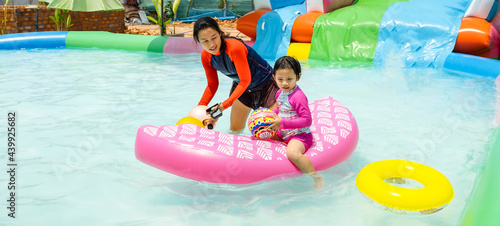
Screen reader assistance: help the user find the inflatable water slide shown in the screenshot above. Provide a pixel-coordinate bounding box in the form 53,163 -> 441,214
237,0 -> 500,66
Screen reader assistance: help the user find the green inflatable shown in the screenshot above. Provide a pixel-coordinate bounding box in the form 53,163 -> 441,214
459,126 -> 500,226
65,31 -> 168,53
309,0 -> 407,65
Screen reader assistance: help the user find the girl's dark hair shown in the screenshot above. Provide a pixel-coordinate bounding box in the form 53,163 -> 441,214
273,56 -> 301,79
193,17 -> 227,52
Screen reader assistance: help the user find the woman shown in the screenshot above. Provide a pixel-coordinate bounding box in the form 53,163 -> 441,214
193,16 -> 279,132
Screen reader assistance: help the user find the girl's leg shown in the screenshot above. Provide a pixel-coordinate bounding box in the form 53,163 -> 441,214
230,99 -> 252,133
286,139 -> 324,188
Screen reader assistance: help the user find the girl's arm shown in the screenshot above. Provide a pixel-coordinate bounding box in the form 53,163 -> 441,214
198,51 -> 219,106
220,40 -> 251,109
280,90 -> 312,129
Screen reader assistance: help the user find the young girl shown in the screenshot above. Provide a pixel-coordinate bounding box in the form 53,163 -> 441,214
193,16 -> 279,132
269,56 -> 324,189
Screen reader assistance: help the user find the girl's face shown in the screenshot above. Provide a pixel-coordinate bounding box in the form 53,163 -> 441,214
197,27 -> 221,55
274,68 -> 300,93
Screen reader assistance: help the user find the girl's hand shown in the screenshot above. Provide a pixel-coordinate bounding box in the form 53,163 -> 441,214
269,115 -> 281,131
218,104 -> 225,112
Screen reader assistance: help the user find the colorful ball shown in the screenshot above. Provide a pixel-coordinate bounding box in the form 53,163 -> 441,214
248,108 -> 276,140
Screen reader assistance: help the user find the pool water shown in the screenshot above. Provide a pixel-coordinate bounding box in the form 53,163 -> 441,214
0,48 -> 497,225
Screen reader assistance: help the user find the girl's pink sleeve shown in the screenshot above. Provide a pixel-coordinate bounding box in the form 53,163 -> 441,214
280,89 -> 312,129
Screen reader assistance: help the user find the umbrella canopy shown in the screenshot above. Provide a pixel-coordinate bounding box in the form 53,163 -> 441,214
47,0 -> 124,12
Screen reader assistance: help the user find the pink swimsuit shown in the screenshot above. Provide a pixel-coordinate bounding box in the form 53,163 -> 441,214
272,86 -> 314,150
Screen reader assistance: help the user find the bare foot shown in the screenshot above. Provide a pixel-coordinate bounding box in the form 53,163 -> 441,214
309,172 -> 324,189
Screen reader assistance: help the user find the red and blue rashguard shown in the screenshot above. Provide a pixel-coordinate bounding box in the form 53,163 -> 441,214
198,38 -> 273,109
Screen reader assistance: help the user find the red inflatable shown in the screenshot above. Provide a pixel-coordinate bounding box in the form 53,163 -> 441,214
236,9 -> 271,40
454,17 -> 499,59
291,12 -> 323,43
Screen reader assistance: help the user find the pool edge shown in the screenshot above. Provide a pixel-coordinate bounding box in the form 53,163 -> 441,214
458,126 -> 500,226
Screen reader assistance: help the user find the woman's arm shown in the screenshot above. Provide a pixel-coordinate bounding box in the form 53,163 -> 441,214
220,40 -> 251,109
198,51 -> 219,106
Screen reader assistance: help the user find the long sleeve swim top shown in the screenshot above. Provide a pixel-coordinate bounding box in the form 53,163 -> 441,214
272,86 -> 312,140
198,38 -> 273,109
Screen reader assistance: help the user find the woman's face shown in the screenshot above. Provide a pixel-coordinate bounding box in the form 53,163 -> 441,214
197,27 -> 221,55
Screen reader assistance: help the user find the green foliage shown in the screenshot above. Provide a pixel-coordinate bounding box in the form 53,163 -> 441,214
147,0 -> 173,25
1,0 -> 12,35
217,0 -> 226,9
49,8 -> 73,31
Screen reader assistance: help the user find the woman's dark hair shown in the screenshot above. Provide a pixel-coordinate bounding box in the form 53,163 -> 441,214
273,56 -> 301,79
193,17 -> 227,52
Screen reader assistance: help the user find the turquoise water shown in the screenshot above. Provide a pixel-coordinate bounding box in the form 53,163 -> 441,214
0,48 -> 497,225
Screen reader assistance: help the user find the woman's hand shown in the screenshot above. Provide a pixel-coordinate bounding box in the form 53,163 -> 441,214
207,103 -> 224,121
218,104 -> 225,112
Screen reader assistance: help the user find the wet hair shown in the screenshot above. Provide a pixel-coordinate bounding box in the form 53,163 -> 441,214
193,17 -> 228,53
273,56 -> 301,79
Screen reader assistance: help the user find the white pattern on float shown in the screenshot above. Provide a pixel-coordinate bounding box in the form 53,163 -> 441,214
257,148 -> 273,160
180,124 -> 197,135
217,145 -> 234,156
318,99 -> 330,106
179,135 -> 196,143
144,126 -> 158,136
179,143 -> 195,149
321,126 -> 336,134
313,142 -> 324,152
317,105 -> 329,112
332,101 -> 344,107
338,120 -> 352,131
218,133 -> 234,145
256,140 -> 272,148
238,141 -> 253,150
324,134 -> 339,145
335,113 -> 350,121
237,149 -> 253,159
159,126 -> 176,138
312,133 -> 320,141
318,118 -> 334,126
200,132 -> 216,140
340,129 -> 350,138
198,140 -> 215,147
317,112 -> 332,118
334,107 -> 349,114
200,128 -> 216,139
237,136 -> 253,141
275,147 -> 287,156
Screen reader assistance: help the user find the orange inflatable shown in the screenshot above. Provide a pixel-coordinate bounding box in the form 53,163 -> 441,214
236,9 -> 272,40
291,12 -> 323,43
454,17 -> 499,58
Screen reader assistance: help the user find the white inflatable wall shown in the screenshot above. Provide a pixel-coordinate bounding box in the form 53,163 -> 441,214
464,0 -> 496,20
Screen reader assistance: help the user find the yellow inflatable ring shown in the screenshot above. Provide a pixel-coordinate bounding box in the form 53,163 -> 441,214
355,160 -> 454,214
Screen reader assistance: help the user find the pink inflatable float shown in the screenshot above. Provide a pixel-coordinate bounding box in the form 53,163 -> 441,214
135,96 -> 359,184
